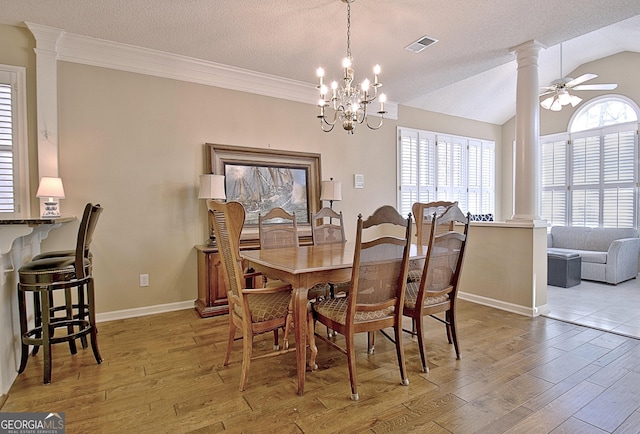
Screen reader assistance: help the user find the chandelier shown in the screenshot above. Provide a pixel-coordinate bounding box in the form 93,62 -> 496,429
316,0 -> 386,134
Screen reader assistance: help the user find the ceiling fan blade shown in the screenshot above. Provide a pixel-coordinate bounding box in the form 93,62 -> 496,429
573,83 -> 618,91
539,89 -> 556,97
565,73 -> 597,88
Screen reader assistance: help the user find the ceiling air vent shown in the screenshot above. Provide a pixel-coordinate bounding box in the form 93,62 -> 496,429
405,36 -> 439,53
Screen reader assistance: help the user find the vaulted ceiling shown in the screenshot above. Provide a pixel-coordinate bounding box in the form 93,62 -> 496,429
2,0 -> 640,125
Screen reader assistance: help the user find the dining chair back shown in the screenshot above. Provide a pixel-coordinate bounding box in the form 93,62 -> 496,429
403,203 -> 470,372
412,201 -> 458,245
311,205 -> 412,400
311,207 -> 346,245
258,207 -> 299,250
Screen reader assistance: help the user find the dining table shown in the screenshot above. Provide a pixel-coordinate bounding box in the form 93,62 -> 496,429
240,241 -> 428,396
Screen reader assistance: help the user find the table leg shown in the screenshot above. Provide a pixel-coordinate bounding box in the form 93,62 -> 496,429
293,278 -> 308,396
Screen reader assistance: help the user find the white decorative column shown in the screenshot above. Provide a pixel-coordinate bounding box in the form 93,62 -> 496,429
510,40 -> 544,222
25,23 -> 64,216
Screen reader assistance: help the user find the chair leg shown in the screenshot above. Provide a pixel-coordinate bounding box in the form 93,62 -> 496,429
239,325 -> 253,392
448,309 -> 460,359
223,316 -> 236,366
77,282 -> 88,349
416,314 -> 429,373
445,310 -> 453,344
345,331 -> 359,401
367,331 -> 375,354
64,287 -> 78,355
41,290 -> 52,384
273,329 -> 280,351
31,291 -> 41,356
394,321 -> 409,386
17,285 -> 29,373
87,278 -> 102,364
307,313 -> 317,371
283,299 -> 293,350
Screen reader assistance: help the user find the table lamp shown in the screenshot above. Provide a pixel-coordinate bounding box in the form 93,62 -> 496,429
320,178 -> 342,209
36,177 -> 65,217
198,174 -> 226,245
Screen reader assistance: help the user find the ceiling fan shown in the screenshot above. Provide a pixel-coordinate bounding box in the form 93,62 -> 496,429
539,43 -> 617,111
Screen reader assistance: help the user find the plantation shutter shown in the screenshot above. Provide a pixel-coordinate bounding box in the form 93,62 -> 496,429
0,81 -> 15,213
398,128 -> 436,217
540,136 -> 568,227
602,128 -> 636,228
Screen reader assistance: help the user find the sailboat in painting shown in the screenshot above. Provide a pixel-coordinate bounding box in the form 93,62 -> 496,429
225,164 -> 308,225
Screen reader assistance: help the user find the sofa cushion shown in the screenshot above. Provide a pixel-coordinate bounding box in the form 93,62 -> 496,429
572,249 -> 608,264
547,247 -> 606,264
584,227 -> 638,251
549,226 -> 591,250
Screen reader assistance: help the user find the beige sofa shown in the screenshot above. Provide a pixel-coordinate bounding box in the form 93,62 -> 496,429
547,226 -> 640,285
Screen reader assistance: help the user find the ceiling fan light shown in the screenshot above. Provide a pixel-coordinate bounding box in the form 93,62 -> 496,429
540,96 -> 555,110
550,99 -> 562,111
569,95 -> 582,107
557,90 -> 572,106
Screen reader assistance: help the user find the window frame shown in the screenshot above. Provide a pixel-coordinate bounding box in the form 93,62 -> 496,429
0,64 -> 29,217
540,96 -> 640,229
397,126 -> 495,218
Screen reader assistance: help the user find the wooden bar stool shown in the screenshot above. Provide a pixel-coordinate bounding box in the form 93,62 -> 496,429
28,203 -> 101,354
17,203 -> 103,384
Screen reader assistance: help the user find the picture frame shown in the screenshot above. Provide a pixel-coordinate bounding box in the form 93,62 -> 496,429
205,144 -> 322,243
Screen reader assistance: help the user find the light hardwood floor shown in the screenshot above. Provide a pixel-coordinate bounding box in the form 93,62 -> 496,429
3,300 -> 640,433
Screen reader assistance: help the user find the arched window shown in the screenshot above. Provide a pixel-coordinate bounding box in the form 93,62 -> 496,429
570,96 -> 639,132
541,95 -> 640,228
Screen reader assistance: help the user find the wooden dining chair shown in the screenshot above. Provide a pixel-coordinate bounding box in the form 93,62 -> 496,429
403,204 -> 470,373
412,201 -> 458,245
409,201 -> 458,282
311,205 -> 412,400
309,207 -> 347,300
209,200 -> 316,391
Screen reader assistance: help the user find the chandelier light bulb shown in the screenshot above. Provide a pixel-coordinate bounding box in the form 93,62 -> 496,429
361,79 -> 370,92
342,57 -> 351,68
373,64 -> 381,75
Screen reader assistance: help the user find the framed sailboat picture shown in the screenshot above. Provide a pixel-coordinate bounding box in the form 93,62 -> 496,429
205,144 -> 322,240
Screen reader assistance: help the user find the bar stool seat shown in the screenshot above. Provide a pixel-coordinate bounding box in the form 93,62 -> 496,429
17,203 -> 103,384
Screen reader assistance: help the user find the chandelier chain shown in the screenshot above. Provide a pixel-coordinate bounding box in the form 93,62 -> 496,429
346,2 -> 351,59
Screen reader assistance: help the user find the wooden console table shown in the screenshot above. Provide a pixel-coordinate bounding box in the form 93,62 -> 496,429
195,244 -> 229,317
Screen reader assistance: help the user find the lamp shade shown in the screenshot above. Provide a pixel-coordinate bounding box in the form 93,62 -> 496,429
321,179 -> 342,202
198,174 -> 226,200
36,177 -> 65,199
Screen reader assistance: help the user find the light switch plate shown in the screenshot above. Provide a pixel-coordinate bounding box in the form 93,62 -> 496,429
354,174 -> 364,189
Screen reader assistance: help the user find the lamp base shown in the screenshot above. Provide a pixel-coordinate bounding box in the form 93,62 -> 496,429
206,236 -> 217,247
41,201 -> 60,217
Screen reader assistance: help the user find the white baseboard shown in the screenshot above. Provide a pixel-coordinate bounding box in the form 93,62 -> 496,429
459,291 -> 546,317
96,300 -> 195,323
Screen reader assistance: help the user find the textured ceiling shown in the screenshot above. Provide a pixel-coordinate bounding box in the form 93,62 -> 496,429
2,0 -> 640,125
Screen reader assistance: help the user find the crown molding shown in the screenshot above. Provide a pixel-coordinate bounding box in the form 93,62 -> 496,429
28,23 -> 398,119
